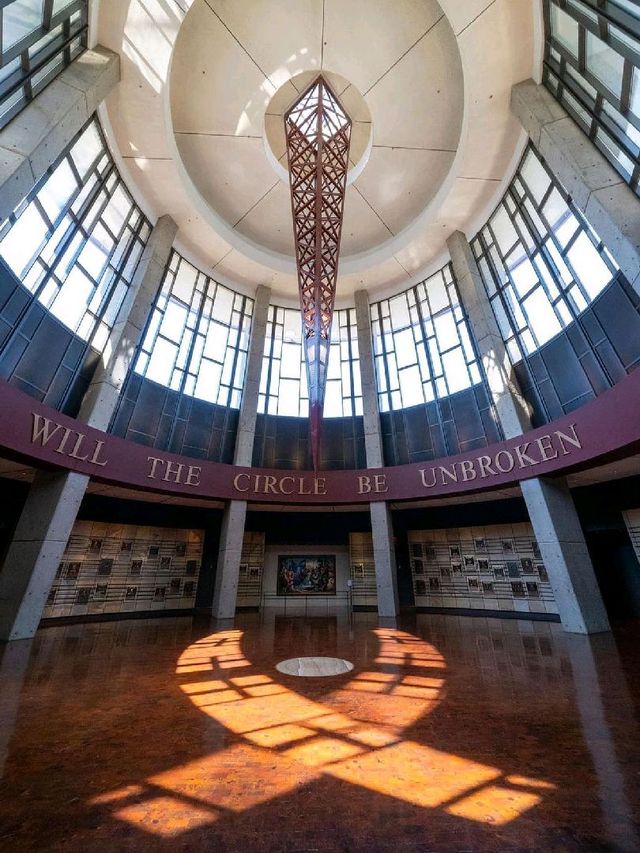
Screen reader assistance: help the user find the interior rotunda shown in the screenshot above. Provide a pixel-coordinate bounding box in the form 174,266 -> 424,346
0,1 -> 639,850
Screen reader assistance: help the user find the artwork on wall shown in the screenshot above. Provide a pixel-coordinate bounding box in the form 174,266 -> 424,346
76,588 -> 90,605
98,558 -> 113,576
507,561 -> 521,578
277,555 -> 336,595
66,562 -> 80,579
130,560 -> 143,575
186,560 -> 198,575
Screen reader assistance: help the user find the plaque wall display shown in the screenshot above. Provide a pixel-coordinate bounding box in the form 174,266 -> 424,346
43,520 -> 204,620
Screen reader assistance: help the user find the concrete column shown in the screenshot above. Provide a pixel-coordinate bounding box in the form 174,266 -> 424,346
0,46 -> 120,226
79,215 -> 178,429
354,289 -> 399,618
0,216 -> 176,641
511,79 -> 640,298
448,230 -> 609,634
212,286 -> 271,619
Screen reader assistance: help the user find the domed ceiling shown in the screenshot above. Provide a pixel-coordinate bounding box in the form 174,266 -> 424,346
94,0 -> 540,302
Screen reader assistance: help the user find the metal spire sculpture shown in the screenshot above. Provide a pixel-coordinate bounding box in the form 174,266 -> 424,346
285,76 -> 351,471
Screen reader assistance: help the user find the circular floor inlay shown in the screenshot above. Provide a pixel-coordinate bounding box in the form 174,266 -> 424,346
275,656 -> 354,677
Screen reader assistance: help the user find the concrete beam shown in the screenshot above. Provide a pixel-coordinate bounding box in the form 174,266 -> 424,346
354,288 -> 400,617
212,285 -> 271,619
234,285 -> 271,467
0,46 -> 120,226
447,231 -> 530,439
0,471 -> 88,641
79,214 -> 178,430
449,229 -> 609,635
0,215 -> 175,641
512,79 -> 640,297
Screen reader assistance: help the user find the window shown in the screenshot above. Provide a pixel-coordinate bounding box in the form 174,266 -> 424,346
0,116 -> 150,353
258,305 -> 361,418
0,0 -> 88,128
370,266 -> 483,413
471,145 -> 619,365
134,252 -> 253,410
544,0 -> 640,195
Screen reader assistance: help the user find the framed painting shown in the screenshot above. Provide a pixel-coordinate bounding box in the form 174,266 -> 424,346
277,555 -> 336,595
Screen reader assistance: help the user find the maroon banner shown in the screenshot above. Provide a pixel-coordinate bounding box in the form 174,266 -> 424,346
0,373 -> 639,505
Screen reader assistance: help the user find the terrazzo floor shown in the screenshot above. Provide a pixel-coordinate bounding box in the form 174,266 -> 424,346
1,611 -> 639,851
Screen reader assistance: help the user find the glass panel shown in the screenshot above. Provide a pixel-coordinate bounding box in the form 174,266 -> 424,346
586,30 -> 625,96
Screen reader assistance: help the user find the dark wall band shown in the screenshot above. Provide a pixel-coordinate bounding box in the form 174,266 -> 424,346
1,373 -> 639,505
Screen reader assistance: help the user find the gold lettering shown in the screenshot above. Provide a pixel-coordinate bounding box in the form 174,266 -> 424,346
373,474 -> 388,493
555,424 -> 581,455
439,465 -> 458,485
68,432 -> 89,462
495,450 -> 515,473
54,427 -> 73,455
263,475 -> 278,494
279,476 -> 295,495
314,477 -> 327,495
298,478 -> 312,495
147,457 -> 165,479
536,435 -> 558,462
88,440 -> 108,467
477,455 -> 497,478
186,465 -> 201,486
513,442 -> 539,468
163,461 -> 183,483
460,460 -> 477,482
358,475 -> 372,494
233,472 -> 250,492
31,414 -> 62,447
420,468 -> 437,488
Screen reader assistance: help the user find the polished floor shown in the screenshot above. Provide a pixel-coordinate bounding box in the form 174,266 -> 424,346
1,612 -> 640,852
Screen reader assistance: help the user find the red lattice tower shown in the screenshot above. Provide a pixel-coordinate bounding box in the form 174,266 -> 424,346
285,76 -> 352,471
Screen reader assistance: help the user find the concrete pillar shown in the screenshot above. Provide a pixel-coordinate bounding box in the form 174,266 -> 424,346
0,46 -> 120,226
0,216 -> 176,641
212,286 -> 271,619
511,79 -> 640,298
354,289 -> 400,618
79,215 -> 178,429
448,230 -> 609,634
